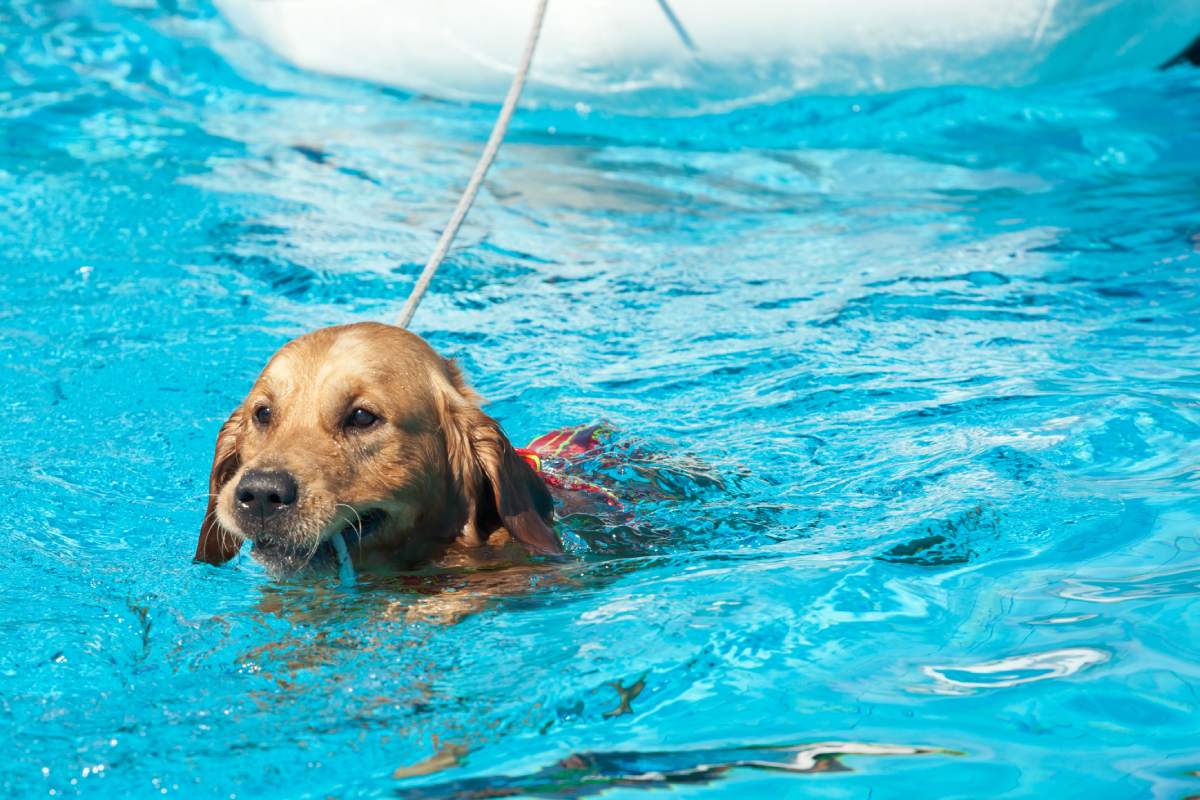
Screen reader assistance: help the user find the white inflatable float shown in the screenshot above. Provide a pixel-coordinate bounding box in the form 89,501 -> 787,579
216,0 -> 1200,112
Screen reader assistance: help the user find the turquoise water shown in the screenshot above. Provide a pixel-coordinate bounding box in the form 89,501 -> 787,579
3,2 -> 1200,797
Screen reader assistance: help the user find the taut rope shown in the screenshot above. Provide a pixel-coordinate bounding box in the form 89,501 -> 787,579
394,0 -> 550,329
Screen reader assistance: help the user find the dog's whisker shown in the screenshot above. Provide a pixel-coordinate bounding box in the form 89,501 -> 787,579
336,503 -> 366,548
172,491 -> 221,504
303,527 -> 328,566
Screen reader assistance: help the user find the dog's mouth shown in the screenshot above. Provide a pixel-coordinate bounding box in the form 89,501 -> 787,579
251,508 -> 390,575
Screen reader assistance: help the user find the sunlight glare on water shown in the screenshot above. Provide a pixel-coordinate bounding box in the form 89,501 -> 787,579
2,2 -> 1200,798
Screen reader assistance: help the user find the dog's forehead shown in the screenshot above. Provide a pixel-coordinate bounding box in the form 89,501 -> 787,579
257,324 -> 441,402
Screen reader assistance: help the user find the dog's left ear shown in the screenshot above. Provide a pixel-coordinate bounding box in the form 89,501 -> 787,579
439,370 -> 560,555
469,409 -> 560,554
194,408 -> 245,565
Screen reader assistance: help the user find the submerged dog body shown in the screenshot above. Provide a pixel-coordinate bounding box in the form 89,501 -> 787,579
196,323 -> 559,575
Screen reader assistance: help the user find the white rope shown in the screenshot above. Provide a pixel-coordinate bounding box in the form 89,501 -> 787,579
330,530 -> 356,586
654,0 -> 697,52
395,0 -> 550,329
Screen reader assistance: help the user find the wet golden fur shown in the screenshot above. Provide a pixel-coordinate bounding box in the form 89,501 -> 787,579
195,322 -> 558,575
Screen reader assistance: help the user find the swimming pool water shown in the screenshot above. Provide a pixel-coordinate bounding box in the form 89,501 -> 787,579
3,2 -> 1200,797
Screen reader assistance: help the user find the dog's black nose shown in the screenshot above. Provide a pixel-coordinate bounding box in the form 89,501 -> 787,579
234,469 -> 298,525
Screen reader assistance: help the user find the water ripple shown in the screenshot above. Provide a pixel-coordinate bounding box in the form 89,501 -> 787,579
922,647 -> 1111,691
1059,567 -> 1200,604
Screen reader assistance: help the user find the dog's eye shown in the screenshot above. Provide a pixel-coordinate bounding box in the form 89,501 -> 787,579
346,407 -> 379,430
253,405 -> 272,426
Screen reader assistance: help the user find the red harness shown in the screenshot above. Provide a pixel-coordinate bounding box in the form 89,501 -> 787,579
516,424 -> 624,511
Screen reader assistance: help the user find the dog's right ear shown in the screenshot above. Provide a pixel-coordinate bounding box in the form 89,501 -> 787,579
435,362 -> 560,555
194,408 -> 244,565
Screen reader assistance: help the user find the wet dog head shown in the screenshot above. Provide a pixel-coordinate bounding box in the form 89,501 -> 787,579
194,322 -> 558,575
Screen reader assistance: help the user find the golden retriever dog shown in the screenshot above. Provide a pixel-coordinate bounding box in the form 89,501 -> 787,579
194,322 -> 560,577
